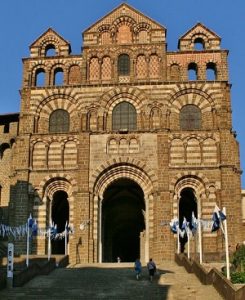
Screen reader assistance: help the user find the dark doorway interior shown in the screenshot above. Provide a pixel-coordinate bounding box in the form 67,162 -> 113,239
102,179 -> 145,262
179,187 -> 197,252
51,191 -> 69,254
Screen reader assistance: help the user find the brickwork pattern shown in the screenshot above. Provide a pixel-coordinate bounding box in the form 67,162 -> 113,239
0,3 -> 243,263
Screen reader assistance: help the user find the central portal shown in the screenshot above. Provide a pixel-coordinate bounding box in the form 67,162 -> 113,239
102,178 -> 145,262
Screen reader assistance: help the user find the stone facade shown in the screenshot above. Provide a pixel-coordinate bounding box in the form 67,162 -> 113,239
0,4 -> 244,263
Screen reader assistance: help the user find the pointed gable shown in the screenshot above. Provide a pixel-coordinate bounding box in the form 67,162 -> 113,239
83,3 -> 166,47
29,28 -> 71,58
178,23 -> 221,51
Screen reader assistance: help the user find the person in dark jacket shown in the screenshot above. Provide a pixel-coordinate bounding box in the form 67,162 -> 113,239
147,258 -> 156,282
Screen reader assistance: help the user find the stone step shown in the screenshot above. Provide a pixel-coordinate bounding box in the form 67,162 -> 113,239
0,261 -> 223,299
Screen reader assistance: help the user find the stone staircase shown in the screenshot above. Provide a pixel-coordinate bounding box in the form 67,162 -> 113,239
0,261 -> 223,299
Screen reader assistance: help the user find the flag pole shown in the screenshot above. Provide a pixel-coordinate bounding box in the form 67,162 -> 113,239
198,214 -> 203,264
223,207 -> 230,280
48,223 -> 51,261
65,221 -> 68,255
177,226 -> 180,254
26,214 -> 31,267
187,226 -> 190,259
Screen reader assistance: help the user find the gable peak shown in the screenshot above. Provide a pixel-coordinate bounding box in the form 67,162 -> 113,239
29,28 -> 71,58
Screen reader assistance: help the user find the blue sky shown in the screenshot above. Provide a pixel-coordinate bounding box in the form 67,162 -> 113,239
0,0 -> 244,187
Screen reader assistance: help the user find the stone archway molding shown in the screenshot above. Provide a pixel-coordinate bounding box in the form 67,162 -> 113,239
100,86 -> 148,113
91,158 -> 157,263
167,86 -> 221,112
39,173 -> 78,199
170,171 -> 209,198
91,157 -> 157,198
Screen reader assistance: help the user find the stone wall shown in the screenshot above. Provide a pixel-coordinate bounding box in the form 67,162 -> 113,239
0,3 -> 243,264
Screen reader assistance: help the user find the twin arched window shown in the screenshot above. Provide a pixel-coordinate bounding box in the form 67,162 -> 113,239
35,67 -> 64,87
112,101 -> 136,131
180,105 -> 201,130
49,109 -> 70,133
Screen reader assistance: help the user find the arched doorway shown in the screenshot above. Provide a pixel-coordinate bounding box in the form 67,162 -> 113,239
102,178 -> 145,262
51,191 -> 69,254
179,187 -> 197,252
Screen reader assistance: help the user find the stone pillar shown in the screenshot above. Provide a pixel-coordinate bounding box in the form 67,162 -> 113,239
99,198 -> 103,263
140,231 -> 146,262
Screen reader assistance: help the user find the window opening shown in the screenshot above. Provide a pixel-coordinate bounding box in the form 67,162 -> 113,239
194,38 -> 205,50
112,101 -> 136,131
179,188 -> 197,252
45,44 -> 56,56
51,191 -> 69,254
35,69 -> 45,87
54,68 -> 64,85
206,62 -> 217,80
180,104 -> 201,130
188,63 -> 198,80
49,109 -> 70,133
118,54 -> 130,76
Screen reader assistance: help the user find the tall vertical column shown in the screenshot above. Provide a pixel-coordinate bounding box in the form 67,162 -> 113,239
99,198 -> 103,263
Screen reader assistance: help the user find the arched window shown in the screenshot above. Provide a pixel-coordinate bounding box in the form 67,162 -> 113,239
35,68 -> 45,86
112,101 -> 136,131
49,109 -> 70,133
188,63 -> 198,80
179,188 -> 197,229
45,44 -> 56,56
118,54 -> 130,76
180,104 -> 201,130
206,62 -> 217,80
194,38 -> 205,50
54,68 -> 64,85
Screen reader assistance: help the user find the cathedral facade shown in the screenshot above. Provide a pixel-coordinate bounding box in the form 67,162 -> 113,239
0,3 -> 244,263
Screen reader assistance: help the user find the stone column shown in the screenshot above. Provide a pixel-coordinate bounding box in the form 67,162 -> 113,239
99,198 -> 103,263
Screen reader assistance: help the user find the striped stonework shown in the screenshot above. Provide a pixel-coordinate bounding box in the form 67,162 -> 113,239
1,3 -> 243,263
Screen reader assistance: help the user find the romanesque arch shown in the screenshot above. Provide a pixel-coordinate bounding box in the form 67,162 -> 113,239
99,87 -> 148,131
32,93 -> 80,133
31,174 -> 78,255
91,158 -> 157,263
169,172 -> 219,239
167,87 -> 220,131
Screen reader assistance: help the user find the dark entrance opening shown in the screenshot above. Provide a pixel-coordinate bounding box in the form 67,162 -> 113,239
102,178 -> 145,262
51,191 -> 69,254
179,187 -> 197,252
